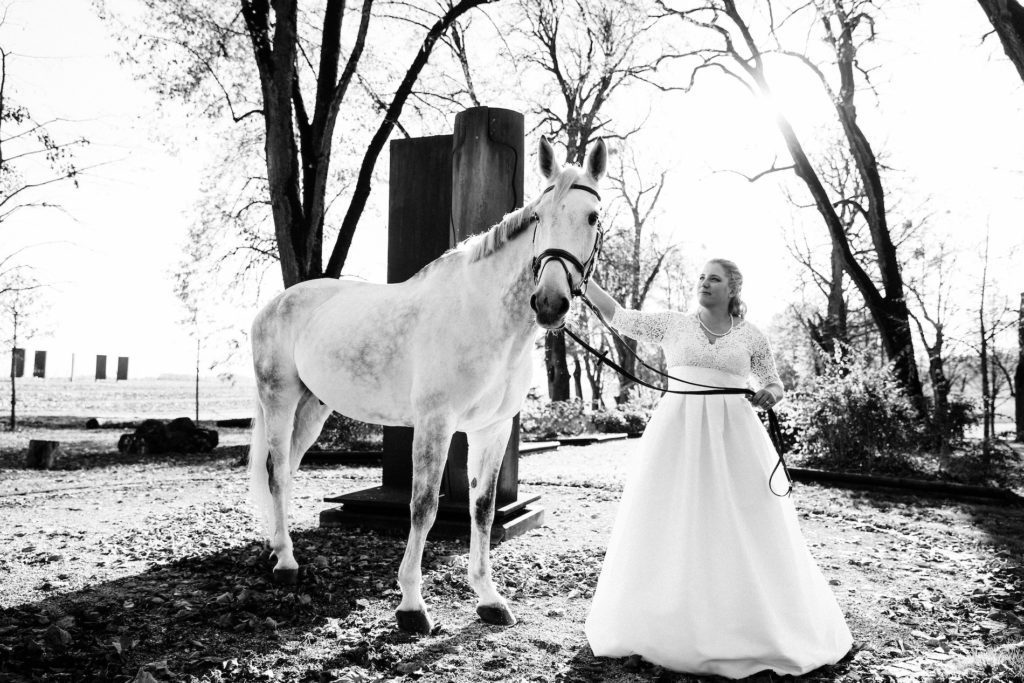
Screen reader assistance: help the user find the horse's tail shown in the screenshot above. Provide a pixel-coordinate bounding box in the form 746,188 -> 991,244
247,399 -> 273,536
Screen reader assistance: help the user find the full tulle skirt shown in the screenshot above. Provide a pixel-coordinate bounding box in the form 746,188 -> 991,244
585,366 -> 852,679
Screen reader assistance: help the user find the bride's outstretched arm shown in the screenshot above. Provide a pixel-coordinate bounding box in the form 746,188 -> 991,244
584,281 -> 675,345
583,281 -> 618,321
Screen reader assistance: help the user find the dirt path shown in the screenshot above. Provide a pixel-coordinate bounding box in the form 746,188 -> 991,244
1,440 -> 1023,682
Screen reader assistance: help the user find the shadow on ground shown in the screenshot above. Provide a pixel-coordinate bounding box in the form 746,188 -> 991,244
0,526 -> 467,682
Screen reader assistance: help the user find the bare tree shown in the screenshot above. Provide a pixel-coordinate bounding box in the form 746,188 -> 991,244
905,238 -> 965,456
970,230 -> 1019,460
1,274 -> 42,431
657,0 -> 925,409
101,0 -> 497,289
511,0 -> 681,399
598,149 -> 680,404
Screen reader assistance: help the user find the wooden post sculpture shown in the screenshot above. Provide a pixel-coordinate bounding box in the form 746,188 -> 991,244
32,351 -> 46,378
320,107 -> 543,543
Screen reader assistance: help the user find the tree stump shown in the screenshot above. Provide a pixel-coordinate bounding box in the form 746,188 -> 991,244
26,440 -> 61,469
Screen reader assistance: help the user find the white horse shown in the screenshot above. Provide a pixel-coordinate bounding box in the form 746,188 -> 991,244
248,137 -> 607,633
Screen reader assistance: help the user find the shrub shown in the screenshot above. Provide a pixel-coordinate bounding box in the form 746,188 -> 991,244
943,439 -> 1020,487
940,395 -> 977,447
312,413 -> 383,451
520,398 -> 588,440
591,405 -> 651,435
591,409 -> 629,434
756,405 -> 800,454
787,346 -> 924,473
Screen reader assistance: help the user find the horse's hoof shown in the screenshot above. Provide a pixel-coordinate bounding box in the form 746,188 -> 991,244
396,609 -> 433,635
477,604 -> 516,626
272,568 -> 299,585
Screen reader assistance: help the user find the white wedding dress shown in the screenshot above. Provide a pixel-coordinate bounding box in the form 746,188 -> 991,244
585,306 -> 853,679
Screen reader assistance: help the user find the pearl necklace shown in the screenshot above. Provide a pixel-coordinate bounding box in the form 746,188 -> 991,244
697,311 -> 734,337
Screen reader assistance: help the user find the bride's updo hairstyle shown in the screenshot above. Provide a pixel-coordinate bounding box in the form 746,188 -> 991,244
708,258 -> 748,319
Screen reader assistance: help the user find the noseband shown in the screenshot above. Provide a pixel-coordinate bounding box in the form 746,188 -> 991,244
530,183 -> 603,297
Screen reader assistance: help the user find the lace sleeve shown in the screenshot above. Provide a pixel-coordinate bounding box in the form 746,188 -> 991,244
609,304 -> 675,344
749,326 -> 784,396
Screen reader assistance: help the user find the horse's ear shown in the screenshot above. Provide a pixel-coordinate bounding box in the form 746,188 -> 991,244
585,138 -> 607,182
538,136 -> 560,180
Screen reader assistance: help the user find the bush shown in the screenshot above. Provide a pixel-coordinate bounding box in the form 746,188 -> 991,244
756,406 -> 800,454
312,412 -> 383,451
520,398 -> 588,440
943,439 -> 1020,487
591,409 -> 629,433
788,346 -> 924,473
939,395 -> 977,447
592,405 -> 651,435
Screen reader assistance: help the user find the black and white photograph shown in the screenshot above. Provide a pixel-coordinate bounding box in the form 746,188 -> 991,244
1,1 -> 1023,681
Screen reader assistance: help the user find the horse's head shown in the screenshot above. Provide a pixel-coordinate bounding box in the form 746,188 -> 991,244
529,136 -> 607,329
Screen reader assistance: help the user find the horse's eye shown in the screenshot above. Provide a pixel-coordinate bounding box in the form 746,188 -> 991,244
588,212 -> 599,226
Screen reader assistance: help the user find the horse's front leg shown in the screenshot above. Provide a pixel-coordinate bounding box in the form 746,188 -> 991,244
467,419 -> 516,626
396,414 -> 454,634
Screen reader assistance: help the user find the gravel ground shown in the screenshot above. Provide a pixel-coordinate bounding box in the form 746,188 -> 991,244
1,435 -> 1023,682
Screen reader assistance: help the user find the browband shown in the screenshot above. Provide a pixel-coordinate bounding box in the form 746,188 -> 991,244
542,183 -> 602,201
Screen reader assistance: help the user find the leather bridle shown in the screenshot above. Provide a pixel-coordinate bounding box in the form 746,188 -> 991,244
530,183 -> 603,297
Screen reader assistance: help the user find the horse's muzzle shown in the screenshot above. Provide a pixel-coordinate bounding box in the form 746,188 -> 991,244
530,291 -> 570,329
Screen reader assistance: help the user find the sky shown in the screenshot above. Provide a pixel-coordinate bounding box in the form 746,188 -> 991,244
1,0 -> 1023,384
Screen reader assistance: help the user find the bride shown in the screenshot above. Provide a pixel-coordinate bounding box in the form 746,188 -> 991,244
582,259 -> 852,679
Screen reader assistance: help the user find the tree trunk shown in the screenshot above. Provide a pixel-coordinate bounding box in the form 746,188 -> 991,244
981,298 -> 992,462
976,0 -> 1024,83
1016,292 -> 1023,442
826,238 -> 848,346
545,332 -> 570,401
614,336 -> 639,405
583,355 -> 604,410
195,336 -> 201,423
9,309 -> 17,432
926,328 -> 952,460
572,356 -> 583,401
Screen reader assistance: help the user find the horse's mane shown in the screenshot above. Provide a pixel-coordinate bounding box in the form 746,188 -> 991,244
459,167 -> 583,263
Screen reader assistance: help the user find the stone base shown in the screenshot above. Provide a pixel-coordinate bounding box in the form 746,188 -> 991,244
319,486 -> 544,545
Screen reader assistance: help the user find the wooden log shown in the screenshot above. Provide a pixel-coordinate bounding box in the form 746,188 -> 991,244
789,467 -> 1024,504
26,440 -> 61,469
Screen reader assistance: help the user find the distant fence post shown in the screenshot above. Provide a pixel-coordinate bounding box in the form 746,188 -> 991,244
117,356 -> 129,381
33,351 -> 46,378
95,355 -> 107,381
11,348 -> 25,378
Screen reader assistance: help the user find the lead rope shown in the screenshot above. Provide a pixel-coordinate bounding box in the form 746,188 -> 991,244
565,294 -> 793,497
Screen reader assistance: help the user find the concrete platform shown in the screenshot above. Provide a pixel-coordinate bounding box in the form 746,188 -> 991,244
520,440 -> 560,454
556,433 -> 629,446
320,487 -> 545,544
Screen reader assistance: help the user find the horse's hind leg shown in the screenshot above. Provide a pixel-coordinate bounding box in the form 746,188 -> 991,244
396,414 -> 454,634
289,389 -> 332,473
256,378 -> 304,584
466,419 -> 516,626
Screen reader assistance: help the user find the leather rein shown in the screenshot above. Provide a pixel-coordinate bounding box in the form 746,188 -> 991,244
529,183 -> 793,497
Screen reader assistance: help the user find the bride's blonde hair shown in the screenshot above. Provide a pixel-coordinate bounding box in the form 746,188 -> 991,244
708,258 -> 747,319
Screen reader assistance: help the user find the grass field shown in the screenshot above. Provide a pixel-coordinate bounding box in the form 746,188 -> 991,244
0,377 -> 255,423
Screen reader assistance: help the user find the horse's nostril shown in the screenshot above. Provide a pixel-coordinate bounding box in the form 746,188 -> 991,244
556,297 -> 569,316
530,294 -> 538,312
